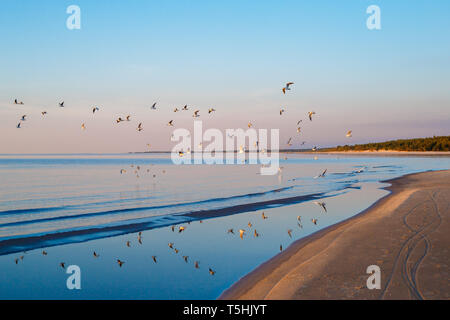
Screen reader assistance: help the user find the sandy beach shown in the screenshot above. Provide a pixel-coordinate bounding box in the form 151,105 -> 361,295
220,170 -> 450,300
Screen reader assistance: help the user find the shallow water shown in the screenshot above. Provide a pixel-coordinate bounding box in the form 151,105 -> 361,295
0,153 -> 448,299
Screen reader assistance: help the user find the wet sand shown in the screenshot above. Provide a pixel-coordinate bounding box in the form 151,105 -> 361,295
220,170 -> 450,300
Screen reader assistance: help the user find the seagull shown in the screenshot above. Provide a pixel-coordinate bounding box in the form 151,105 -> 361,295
174,248 -> 179,254
297,127 -> 301,133
81,123 -> 86,130
152,256 -> 157,263
208,108 -> 216,114
194,261 -> 200,269
209,268 -> 216,275
183,256 -> 188,263
346,130 -> 352,138
15,258 -> 19,264
254,229 -> 259,237
174,108 -> 179,112
280,245 -> 283,252
167,120 -> 174,126
126,115 -> 131,121
60,262 -> 66,269
247,122 -> 253,128
227,228 -> 234,234
21,115 -> 26,121
14,99 -> 24,105
297,216 -> 302,222
126,241 -> 131,247
59,101 -> 64,107
312,218 -> 318,225
308,111 -> 316,121
262,212 -> 268,220
120,169 -> 126,174
287,138 -> 292,146
182,105 -> 188,110
93,251 -> 100,258
287,229 -> 293,238
168,242 -> 174,249
92,106 -> 100,114
178,226 -> 185,233
137,123 -> 143,132
151,102 -> 157,110
297,120 -> 302,125
117,259 -> 125,267
280,109 -> 285,115
314,169 -> 327,179
116,117 -> 124,123
312,146 -> 318,151
16,122 -> 21,128
282,82 -> 294,94
192,110 -> 200,118
239,229 -> 245,239
42,250 -> 48,255
314,201 -> 327,213
178,151 -> 184,157
248,222 -> 252,228
41,111 -> 47,116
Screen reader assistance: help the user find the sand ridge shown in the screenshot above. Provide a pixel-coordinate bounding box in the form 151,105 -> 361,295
220,170 -> 450,300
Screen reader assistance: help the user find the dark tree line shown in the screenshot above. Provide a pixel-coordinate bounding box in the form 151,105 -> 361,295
326,136 -> 450,152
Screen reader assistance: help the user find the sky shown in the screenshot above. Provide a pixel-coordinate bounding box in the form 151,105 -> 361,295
0,0 -> 449,153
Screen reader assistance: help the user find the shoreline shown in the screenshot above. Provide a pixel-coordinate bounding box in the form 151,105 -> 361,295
219,169 -> 450,300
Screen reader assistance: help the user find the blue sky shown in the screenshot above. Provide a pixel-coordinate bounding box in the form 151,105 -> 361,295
0,0 -> 449,153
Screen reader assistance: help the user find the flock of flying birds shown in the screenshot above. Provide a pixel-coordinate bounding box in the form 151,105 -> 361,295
12,82 -> 353,151
10,81 -> 357,277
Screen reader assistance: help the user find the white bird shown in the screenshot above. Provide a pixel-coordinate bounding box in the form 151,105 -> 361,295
287,138 -> 292,146
314,201 -> 327,213
282,82 -> 294,94
314,169 -> 327,179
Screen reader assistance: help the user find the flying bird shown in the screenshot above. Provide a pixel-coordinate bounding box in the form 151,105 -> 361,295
60,262 -> 66,269
81,123 -> 86,130
346,130 -> 352,138
280,109 -> 285,115
21,115 -> 26,121
41,111 -> 47,116
59,101 -> 64,107
126,115 -> 131,121
308,111 -> 316,121
152,256 -> 157,263
261,212 -> 268,220
209,268 -> 215,275
314,169 -> 327,179
314,201 -> 327,213
208,108 -> 216,114
117,259 -> 125,267
227,228 -> 234,234
93,251 -> 100,258
254,229 -> 259,237
151,102 -> 157,110
282,82 -> 294,94
312,218 -> 318,225
173,108 -> 179,112
42,251 -> 48,256
287,229 -> 293,238
182,256 -> 188,263
167,120 -> 174,126
92,106 -> 100,114
178,226 -> 185,233
16,122 -> 21,128
194,261 -> 200,269
239,229 -> 245,239
182,105 -> 188,110
192,110 -> 200,118
137,123 -> 143,132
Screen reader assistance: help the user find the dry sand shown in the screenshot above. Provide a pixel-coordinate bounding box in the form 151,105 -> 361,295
220,170 -> 450,300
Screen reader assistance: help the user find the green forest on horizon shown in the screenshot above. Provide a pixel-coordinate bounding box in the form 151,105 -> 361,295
323,136 -> 450,152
